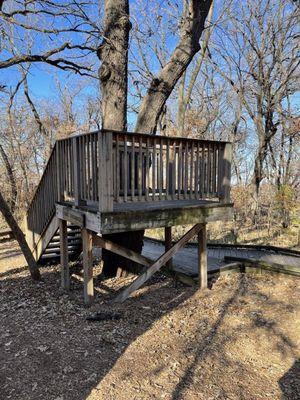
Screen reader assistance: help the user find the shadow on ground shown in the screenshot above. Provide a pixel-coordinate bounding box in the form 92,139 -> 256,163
1,258 -> 299,400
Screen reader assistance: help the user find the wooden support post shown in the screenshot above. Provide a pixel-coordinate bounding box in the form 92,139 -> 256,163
59,219 -> 70,290
165,226 -> 172,270
198,224 -> 208,289
220,142 -> 232,203
82,228 -> 94,305
98,131 -> 113,212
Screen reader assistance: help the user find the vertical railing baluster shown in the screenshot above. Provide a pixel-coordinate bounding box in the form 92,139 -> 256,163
124,134 -> 128,202
152,138 -> 156,200
166,139 -> 170,200
131,135 -> 135,201
178,140 -> 182,199
73,137 -> 82,206
195,142 -> 200,199
190,141 -> 194,199
212,143 -> 217,196
201,142 -> 205,199
172,140 -> 176,200
87,135 -> 91,200
146,137 -> 150,201
184,141 -> 188,199
138,136 -> 142,201
159,140 -> 163,200
116,134 -> 120,202
92,134 -> 96,201
83,136 -> 87,201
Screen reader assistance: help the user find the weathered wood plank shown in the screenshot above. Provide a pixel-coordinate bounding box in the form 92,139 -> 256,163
220,142 -> 232,203
94,235 -> 152,267
159,140 -> 163,200
178,140 -> 182,199
131,135 -> 135,201
166,139 -> 170,199
165,226 -> 172,270
198,224 -> 208,289
101,203 -> 233,234
82,228 -> 94,305
152,138 -> 156,200
146,137 -> 150,201
138,136 -> 143,201
98,131 -> 113,211
56,204 -> 85,227
59,219 -> 70,290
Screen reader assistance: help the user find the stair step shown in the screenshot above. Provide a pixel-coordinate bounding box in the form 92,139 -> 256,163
51,235 -> 82,243
40,251 -> 78,260
47,240 -> 81,249
52,231 -> 81,238
44,245 -> 81,254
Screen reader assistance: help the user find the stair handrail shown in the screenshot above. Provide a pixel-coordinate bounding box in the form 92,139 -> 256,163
26,143 -> 58,237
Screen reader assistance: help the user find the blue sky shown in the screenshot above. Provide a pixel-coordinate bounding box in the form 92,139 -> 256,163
1,0 -> 299,131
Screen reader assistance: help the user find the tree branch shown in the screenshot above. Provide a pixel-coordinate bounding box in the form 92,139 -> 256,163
135,0 -> 212,134
0,42 -> 96,76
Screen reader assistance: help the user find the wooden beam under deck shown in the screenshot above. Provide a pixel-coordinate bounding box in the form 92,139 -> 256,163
56,200 -> 232,235
101,202 -> 232,234
93,235 -> 152,267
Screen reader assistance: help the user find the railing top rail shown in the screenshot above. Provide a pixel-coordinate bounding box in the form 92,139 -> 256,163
55,129 -> 232,145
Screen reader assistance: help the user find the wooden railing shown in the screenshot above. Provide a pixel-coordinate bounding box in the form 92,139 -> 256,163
27,130 -> 232,236
27,144 -> 58,236
110,131 -> 231,207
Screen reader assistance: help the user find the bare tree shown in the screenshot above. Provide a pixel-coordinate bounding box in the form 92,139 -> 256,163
210,0 -> 299,197
0,191 -> 40,280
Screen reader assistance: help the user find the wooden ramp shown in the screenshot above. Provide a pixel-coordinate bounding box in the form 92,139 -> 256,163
142,238 -> 300,276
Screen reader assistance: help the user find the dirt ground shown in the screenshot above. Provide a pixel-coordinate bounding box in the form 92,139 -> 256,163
0,240 -> 300,400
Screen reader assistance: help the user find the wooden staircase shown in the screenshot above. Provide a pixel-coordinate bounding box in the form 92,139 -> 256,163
39,224 -> 82,263
25,141 -> 83,264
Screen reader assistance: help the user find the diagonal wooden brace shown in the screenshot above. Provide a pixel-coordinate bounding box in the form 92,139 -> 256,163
113,223 -> 203,303
94,235 -> 152,267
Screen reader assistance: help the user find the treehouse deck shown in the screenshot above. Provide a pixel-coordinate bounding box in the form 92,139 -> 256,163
25,129 -> 233,304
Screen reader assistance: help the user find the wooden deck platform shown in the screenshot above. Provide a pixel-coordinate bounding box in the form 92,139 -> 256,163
25,129 -> 233,304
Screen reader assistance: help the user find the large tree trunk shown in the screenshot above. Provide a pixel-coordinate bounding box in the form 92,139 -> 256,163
98,0 -> 130,131
0,191 -> 40,281
98,0 -> 144,276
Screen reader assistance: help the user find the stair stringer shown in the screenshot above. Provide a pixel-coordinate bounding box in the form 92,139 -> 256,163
28,215 -> 59,262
